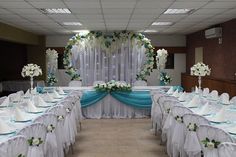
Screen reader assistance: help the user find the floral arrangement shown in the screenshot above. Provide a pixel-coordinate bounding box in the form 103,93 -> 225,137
175,115 -> 183,123
94,80 -> 132,92
46,48 -> 58,60
18,154 -> 25,157
46,73 -> 58,86
160,72 -> 172,85
57,115 -> 64,121
191,62 -> 211,77
201,138 -> 221,149
156,49 -> 168,70
21,63 -> 42,78
47,124 -> 55,133
187,123 -> 198,132
64,31 -> 154,81
27,137 -> 43,146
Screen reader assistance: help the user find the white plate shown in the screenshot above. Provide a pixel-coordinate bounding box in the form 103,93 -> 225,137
0,130 -> 15,135
209,117 -> 227,123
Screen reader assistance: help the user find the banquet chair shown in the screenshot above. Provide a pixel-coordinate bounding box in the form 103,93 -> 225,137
196,125 -> 234,157
47,105 -> 67,157
0,96 -> 7,105
151,93 -> 164,132
93,81 -> 105,86
218,142 -> 236,157
219,93 -> 230,104
17,123 -> 47,157
183,114 -> 210,157
68,80 -> 82,87
0,135 -> 28,157
33,113 -> 59,157
210,90 -> 218,100
202,88 -> 210,97
169,106 -> 193,157
133,80 -> 147,86
230,96 -> 236,105
161,100 -> 181,145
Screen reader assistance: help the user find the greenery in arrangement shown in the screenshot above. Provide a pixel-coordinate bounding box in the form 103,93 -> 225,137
94,80 -> 132,92
46,73 -> 58,86
187,123 -> 198,132
18,154 -> 25,157
160,72 -> 172,85
27,137 -> 43,146
201,138 -> 221,149
63,31 -> 155,81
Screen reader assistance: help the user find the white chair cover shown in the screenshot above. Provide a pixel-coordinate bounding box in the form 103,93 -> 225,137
151,93 -> 164,132
230,96 -> 236,105
17,123 -> 47,157
133,80 -> 147,86
218,142 -> 236,157
183,114 -> 210,157
196,125 -> 234,157
210,90 -> 218,100
68,80 -> 82,87
0,96 -> 7,105
0,135 -> 28,157
93,81 -> 105,86
47,105 -> 67,157
33,113 -> 58,157
170,106 -> 193,157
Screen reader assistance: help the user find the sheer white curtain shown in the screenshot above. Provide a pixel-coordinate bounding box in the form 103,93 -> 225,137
71,38 -> 147,86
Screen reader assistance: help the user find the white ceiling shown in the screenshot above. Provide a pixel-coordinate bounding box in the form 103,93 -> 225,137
0,0 -> 236,35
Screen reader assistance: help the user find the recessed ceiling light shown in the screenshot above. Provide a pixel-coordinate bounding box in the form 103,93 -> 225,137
143,30 -> 158,33
164,9 -> 193,15
73,30 -> 90,35
40,8 -> 71,14
63,22 -> 82,26
152,22 -> 173,26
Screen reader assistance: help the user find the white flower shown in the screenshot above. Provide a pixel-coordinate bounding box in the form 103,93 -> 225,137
66,108 -> 70,113
190,62 -> 211,77
32,138 -> 40,146
207,141 -> 215,149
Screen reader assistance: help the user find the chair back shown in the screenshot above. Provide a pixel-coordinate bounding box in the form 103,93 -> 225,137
33,113 -> 58,132
218,142 -> 236,157
68,80 -> 82,87
183,113 -> 210,129
171,106 -> 193,119
133,80 -> 147,86
0,135 -> 28,157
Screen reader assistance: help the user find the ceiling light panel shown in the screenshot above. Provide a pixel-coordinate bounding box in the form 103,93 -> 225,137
152,22 -> 173,26
40,8 -> 71,14
63,22 -> 82,26
164,9 -> 193,14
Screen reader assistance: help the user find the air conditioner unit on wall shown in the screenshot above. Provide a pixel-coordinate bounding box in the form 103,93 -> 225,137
205,27 -> 222,39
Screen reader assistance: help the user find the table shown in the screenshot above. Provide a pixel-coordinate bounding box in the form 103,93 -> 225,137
60,86 -> 169,119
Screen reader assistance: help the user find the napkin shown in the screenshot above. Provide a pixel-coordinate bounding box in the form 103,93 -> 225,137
198,102 -> 210,115
167,87 -> 174,95
35,96 -> 48,107
1,97 -> 9,107
58,87 -> 65,95
227,126 -> 236,134
53,90 -> 61,98
202,88 -> 209,97
44,93 -> 54,102
195,86 -> 199,93
210,107 -> 226,122
178,92 -> 187,101
24,89 -> 31,97
0,119 -> 12,134
186,95 -> 200,108
27,100 -> 39,112
31,87 -> 37,94
172,90 -> 180,97
15,107 -> 27,121
220,95 -> 230,105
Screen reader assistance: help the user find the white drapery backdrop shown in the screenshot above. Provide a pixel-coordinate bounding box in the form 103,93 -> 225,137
70,38 -> 147,86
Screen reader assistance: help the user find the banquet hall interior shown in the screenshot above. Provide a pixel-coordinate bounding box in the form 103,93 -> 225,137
0,0 -> 236,157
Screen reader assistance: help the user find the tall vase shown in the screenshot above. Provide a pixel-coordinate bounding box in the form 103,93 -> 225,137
30,76 -> 34,93
198,76 -> 202,89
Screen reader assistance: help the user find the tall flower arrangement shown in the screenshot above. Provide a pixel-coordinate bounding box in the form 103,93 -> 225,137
21,63 -> 42,91
46,48 -> 58,86
63,31 -> 155,81
160,72 -> 172,85
191,62 -> 211,89
156,49 -> 168,70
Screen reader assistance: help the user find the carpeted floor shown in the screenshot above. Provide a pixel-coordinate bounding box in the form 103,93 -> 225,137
67,119 -> 168,157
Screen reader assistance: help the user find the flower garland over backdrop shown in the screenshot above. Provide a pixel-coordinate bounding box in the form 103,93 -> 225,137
63,31 -> 155,83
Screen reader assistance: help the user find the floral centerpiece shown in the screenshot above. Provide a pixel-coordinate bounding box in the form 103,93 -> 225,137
156,49 -> 168,70
160,72 -> 172,85
190,62 -> 211,89
94,80 -> 132,92
46,73 -> 58,86
21,63 -> 42,91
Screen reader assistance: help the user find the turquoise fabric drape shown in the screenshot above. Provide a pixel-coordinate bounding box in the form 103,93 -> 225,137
80,91 -> 108,108
80,90 -> 152,109
110,91 -> 152,108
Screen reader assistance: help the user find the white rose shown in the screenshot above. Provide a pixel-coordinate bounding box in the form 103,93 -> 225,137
32,138 -> 40,146
207,142 -> 215,149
